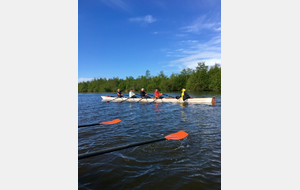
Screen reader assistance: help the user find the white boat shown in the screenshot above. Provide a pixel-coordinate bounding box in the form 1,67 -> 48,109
101,96 -> 216,104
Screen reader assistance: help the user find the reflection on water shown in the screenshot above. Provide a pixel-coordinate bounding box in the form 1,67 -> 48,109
78,92 -> 221,190
154,103 -> 161,113
180,103 -> 187,108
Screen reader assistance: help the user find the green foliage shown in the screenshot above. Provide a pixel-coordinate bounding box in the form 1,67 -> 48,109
208,64 -> 221,91
187,62 -> 209,91
78,62 -> 221,93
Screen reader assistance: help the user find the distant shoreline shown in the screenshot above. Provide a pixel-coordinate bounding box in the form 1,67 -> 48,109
78,90 -> 221,93
78,62 -> 221,93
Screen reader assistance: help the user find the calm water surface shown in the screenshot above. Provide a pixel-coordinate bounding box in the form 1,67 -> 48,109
78,92 -> 221,190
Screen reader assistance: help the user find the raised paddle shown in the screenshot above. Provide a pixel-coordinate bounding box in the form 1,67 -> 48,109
78,131 -> 188,159
78,119 -> 121,128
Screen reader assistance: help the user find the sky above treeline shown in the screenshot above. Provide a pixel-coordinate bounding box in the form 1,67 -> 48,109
78,0 -> 221,82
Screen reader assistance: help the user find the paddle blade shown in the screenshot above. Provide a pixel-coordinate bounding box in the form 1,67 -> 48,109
165,131 -> 188,140
100,119 -> 121,125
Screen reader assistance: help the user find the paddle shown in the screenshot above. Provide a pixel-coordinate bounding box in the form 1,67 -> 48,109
137,93 -> 154,103
119,96 -> 130,103
137,96 -> 152,103
78,119 -> 121,128
151,92 -> 164,104
151,96 -> 161,104
107,96 -> 120,103
163,93 -> 176,98
137,94 -> 149,103
120,94 -> 140,103
152,97 -> 163,104
136,97 -> 144,103
78,131 -> 188,159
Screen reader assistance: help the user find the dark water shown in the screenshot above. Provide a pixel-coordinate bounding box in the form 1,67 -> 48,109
78,92 -> 221,190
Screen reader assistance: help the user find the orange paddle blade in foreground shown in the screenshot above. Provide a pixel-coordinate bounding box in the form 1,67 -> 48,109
165,131 -> 188,140
79,130 -> 189,159
100,119 -> 121,125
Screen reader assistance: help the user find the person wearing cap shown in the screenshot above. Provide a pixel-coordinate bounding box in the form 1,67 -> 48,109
177,88 -> 190,101
140,88 -> 150,98
117,89 -> 124,98
154,88 -> 163,99
129,89 -> 137,98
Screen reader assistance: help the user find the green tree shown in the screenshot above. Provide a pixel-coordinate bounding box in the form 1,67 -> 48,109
208,64 -> 221,91
78,62 -> 221,93
186,62 -> 209,91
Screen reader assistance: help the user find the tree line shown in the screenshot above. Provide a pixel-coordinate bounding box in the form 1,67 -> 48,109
78,62 -> 221,93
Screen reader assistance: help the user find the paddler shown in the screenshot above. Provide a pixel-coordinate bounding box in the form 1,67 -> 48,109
117,89 -> 124,98
129,89 -> 137,98
154,88 -> 163,99
140,88 -> 150,98
177,88 -> 190,101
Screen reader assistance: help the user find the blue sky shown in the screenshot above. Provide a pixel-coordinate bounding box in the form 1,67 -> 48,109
78,0 -> 221,82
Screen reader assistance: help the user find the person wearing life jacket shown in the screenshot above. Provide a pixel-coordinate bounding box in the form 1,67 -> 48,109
177,88 -> 190,101
154,88 -> 163,99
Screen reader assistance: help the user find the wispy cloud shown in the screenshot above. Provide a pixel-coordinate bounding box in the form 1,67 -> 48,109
152,31 -> 171,35
175,33 -> 188,37
165,14 -> 221,70
129,15 -> 157,24
167,36 -> 221,70
181,15 -> 221,34
99,0 -> 130,12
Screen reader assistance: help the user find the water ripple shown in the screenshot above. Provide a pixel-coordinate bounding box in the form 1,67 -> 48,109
78,92 -> 221,189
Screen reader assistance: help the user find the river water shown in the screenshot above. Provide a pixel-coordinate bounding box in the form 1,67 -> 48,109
78,92 -> 221,189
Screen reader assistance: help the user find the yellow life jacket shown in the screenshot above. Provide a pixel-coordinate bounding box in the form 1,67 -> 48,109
178,89 -> 186,100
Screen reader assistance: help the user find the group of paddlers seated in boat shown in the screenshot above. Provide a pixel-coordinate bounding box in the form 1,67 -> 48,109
116,88 -> 191,101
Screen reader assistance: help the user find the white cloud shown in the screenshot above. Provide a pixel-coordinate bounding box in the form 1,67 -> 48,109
167,35 -> 221,70
162,14 -> 221,71
186,40 -> 198,43
215,27 -> 221,31
99,0 -> 130,12
78,78 -> 94,83
176,59 -> 221,69
181,15 -> 221,34
129,15 -> 157,24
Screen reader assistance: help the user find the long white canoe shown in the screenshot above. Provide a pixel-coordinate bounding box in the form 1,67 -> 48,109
101,96 -> 216,104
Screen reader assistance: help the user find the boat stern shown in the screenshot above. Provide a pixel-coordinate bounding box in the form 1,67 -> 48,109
212,96 -> 216,104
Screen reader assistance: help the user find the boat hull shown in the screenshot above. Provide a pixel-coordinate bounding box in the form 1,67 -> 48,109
101,96 -> 216,104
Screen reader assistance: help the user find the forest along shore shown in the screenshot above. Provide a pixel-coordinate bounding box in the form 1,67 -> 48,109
78,62 -> 221,93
